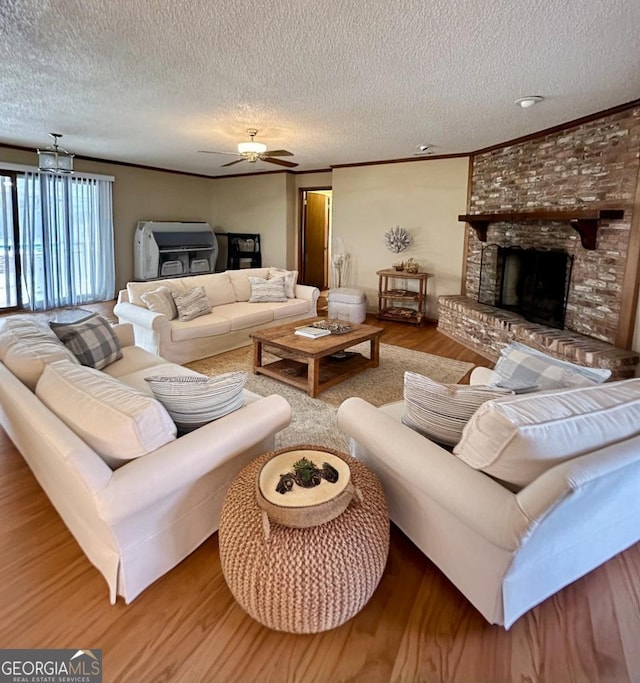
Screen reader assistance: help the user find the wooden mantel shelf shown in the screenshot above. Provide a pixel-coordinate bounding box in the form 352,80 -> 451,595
458,209 -> 625,250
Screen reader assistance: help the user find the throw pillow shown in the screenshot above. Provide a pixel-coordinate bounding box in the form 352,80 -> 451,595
171,286 -> 212,321
141,285 -> 178,319
268,267 -> 298,298
454,378 -> 640,488
0,318 -> 79,390
491,341 -> 611,391
36,359 -> 176,468
145,372 -> 247,434
49,313 -> 122,370
248,276 -> 288,303
402,371 -> 512,447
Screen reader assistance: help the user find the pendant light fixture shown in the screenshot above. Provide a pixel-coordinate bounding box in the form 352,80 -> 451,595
37,133 -> 74,174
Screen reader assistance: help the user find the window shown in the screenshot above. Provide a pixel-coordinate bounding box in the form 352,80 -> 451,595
0,167 -> 115,311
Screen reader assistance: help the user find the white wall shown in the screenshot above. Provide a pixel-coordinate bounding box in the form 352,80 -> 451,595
331,158 -> 470,318
208,173 -> 290,269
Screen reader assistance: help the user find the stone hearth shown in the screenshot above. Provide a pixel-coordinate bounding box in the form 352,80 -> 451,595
438,295 -> 638,380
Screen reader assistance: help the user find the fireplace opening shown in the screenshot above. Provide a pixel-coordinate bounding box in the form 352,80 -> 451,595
478,246 -> 573,329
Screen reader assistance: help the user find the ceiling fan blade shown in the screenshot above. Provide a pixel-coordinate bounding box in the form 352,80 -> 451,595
263,149 -> 294,157
262,157 -> 298,168
221,159 -> 246,167
198,150 -> 242,156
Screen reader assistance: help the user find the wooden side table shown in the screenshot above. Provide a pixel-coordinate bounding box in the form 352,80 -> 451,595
377,268 -> 431,325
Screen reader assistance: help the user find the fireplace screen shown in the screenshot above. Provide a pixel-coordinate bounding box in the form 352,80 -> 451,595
478,245 -> 573,329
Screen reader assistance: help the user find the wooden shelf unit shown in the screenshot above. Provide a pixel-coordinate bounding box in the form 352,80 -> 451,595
377,268 -> 431,325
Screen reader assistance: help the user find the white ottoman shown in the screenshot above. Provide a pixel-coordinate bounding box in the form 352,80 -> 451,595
327,288 -> 367,323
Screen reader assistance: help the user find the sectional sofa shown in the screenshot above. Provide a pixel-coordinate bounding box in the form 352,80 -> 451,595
114,267 -> 320,364
0,315 -> 291,603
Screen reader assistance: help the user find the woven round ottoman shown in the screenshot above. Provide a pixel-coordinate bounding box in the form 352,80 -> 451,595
218,446 -> 389,633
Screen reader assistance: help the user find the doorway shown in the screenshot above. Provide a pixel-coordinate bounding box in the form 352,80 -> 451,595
299,188 -> 332,289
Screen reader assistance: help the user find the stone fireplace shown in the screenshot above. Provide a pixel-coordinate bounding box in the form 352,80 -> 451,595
437,104 -> 640,379
478,244 -> 572,330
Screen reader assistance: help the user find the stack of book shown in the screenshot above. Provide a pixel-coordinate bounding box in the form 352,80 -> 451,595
294,326 -> 332,339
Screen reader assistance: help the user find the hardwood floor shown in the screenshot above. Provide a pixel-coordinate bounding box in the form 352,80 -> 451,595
1,304 -> 639,683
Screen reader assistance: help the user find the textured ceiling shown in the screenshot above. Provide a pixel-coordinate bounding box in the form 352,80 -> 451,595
1,0 -> 639,177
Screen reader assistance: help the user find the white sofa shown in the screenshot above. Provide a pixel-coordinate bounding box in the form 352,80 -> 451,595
114,267 -> 320,364
0,316 -> 291,604
337,367 -> 640,628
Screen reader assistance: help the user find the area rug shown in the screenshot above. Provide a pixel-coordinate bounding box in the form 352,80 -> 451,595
187,344 -> 474,452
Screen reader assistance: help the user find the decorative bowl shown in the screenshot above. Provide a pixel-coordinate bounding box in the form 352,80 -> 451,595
404,258 -> 419,273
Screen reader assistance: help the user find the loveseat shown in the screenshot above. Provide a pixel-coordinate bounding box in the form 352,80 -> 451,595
114,267 -> 320,364
0,314 -> 291,604
337,367 -> 640,628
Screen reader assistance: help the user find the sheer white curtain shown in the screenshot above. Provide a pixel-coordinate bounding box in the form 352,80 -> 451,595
0,176 -> 18,307
18,172 -> 115,310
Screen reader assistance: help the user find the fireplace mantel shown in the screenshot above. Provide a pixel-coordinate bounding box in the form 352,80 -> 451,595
458,209 -> 624,250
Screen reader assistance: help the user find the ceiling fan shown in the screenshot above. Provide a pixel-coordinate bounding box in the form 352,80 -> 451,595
198,129 -> 298,168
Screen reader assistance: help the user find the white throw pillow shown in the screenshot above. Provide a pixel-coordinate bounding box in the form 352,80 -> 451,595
171,286 -> 212,321
36,360 -> 176,468
268,267 -> 298,298
402,371 -> 511,446
145,372 -> 247,434
126,279 -> 186,307
491,341 -> 611,391
454,378 -> 640,487
248,276 -> 288,303
1,335 -> 79,390
141,285 -> 178,319
50,313 -> 123,370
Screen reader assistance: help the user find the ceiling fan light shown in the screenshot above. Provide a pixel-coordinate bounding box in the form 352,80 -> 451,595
238,141 -> 267,155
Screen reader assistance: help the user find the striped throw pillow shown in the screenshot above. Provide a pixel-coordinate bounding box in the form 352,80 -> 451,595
144,372 -> 247,434
268,268 -> 298,298
248,276 -> 288,303
401,371 -> 511,447
171,286 -> 212,321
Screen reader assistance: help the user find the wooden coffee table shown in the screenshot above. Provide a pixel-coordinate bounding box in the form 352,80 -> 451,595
251,319 -> 384,397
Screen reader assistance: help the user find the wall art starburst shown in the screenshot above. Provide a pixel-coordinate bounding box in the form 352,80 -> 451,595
384,226 -> 413,253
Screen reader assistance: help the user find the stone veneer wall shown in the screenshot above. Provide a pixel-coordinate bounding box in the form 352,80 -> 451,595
465,106 -> 640,345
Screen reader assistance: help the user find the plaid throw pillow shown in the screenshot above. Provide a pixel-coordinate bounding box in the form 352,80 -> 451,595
145,372 -> 247,434
50,313 -> 122,370
492,342 -> 611,391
